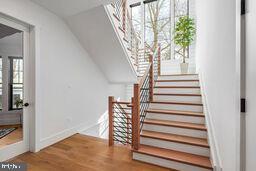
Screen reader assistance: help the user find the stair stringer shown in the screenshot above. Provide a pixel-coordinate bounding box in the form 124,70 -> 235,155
199,72 -> 223,171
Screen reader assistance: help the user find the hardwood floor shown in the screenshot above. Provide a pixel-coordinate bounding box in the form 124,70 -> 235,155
0,127 -> 23,148
10,134 -> 174,171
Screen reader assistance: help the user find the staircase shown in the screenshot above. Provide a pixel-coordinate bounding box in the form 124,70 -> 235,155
132,74 -> 213,171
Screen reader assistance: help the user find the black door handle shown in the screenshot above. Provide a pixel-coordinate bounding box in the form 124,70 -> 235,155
23,103 -> 29,107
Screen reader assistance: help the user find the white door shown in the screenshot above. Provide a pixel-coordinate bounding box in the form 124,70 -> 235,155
0,15 -> 31,161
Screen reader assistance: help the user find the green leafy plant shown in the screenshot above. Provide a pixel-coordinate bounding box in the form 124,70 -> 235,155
174,16 -> 196,63
14,97 -> 23,109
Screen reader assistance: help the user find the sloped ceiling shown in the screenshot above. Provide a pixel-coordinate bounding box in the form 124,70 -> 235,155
0,23 -> 21,39
30,0 -> 115,18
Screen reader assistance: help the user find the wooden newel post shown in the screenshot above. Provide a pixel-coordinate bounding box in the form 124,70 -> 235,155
108,96 -> 114,146
158,45 -> 161,76
132,84 -> 140,150
149,55 -> 154,102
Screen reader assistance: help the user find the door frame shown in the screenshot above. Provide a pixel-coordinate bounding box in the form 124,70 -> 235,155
0,13 -> 37,161
236,0 -> 244,170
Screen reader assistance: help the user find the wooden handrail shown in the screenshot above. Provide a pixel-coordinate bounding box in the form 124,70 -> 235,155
132,53 -> 154,150
110,0 -> 141,75
108,1 -> 162,149
109,47 -> 160,148
113,101 -> 131,105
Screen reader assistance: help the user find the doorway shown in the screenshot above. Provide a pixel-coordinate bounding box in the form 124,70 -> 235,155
0,16 -> 31,161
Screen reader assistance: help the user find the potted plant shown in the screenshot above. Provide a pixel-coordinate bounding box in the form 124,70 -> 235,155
14,97 -> 23,109
174,16 -> 196,74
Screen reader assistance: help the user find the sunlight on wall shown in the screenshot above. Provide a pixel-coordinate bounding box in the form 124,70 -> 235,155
97,110 -> 109,138
81,97 -> 122,139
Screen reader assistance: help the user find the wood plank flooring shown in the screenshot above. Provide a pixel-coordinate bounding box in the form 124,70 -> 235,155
0,127 -> 23,148
10,134 -> 174,171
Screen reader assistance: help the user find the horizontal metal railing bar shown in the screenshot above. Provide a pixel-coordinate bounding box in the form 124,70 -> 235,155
113,121 -> 132,125
113,125 -> 132,129
113,139 -> 131,144
113,110 -> 132,115
113,101 -> 131,105
113,116 -> 132,120
113,134 -> 132,139
113,130 -> 132,135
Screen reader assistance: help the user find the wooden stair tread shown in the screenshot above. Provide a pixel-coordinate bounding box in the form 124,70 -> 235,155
133,145 -> 213,169
160,74 -> 198,76
141,130 -> 209,148
144,119 -> 207,131
146,109 -> 204,117
154,93 -> 201,96
156,79 -> 199,82
151,101 -> 203,106
154,86 -> 200,89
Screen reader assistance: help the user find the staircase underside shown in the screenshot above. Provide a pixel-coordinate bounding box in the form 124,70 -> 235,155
67,6 -> 137,83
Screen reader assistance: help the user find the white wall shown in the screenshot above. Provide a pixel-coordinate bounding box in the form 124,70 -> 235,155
195,0 -> 240,170
67,6 -> 137,83
0,0 -> 126,151
0,33 -> 22,56
245,0 -> 256,170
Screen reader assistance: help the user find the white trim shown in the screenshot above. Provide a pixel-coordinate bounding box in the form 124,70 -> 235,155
198,71 -> 222,171
0,13 -> 39,155
39,123 -> 87,150
0,18 -> 32,162
0,13 -> 29,32
28,26 -> 40,153
78,122 -> 103,133
235,0 -> 242,170
40,119 -> 109,150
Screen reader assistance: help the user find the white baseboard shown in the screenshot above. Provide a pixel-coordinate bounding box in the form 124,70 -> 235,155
198,71 -> 222,171
39,123 -> 87,150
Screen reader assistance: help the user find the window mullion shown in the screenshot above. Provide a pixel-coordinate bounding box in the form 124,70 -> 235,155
2,55 -> 9,112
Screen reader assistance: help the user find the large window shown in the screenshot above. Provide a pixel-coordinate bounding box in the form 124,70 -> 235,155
9,57 -> 23,110
131,0 -> 190,60
174,0 -> 189,59
130,3 -> 142,38
144,0 -> 171,60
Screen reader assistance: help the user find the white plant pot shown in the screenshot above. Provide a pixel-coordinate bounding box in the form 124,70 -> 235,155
180,63 -> 189,74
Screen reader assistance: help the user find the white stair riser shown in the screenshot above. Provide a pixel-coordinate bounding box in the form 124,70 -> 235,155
149,103 -> 203,112
141,137 -> 210,157
138,61 -> 149,64
158,75 -> 199,80
156,81 -> 199,86
143,124 -> 207,138
146,113 -> 205,124
154,95 -> 202,103
133,152 -> 212,171
154,88 -> 201,94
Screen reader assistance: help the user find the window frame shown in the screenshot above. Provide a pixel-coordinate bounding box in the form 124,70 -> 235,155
8,56 -> 24,111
